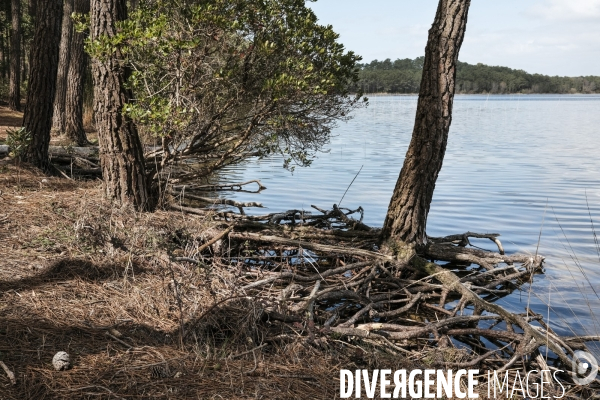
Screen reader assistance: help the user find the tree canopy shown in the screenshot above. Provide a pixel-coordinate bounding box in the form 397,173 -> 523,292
87,0 -> 365,184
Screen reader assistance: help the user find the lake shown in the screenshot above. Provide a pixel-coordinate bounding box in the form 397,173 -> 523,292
219,94 -> 600,354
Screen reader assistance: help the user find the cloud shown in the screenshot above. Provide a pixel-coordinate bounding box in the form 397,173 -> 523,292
461,23 -> 600,76
529,0 -> 600,21
310,0 -> 600,76
458,0 -> 600,75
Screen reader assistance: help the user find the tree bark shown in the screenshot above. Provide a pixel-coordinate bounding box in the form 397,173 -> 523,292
90,0 -> 151,210
23,0 -> 63,170
64,0 -> 90,145
8,0 -> 21,111
0,13 -> 6,80
28,0 -> 36,20
52,0 -> 74,133
381,0 -> 470,248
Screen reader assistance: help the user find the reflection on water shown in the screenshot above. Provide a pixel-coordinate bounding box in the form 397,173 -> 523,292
218,94 -> 600,352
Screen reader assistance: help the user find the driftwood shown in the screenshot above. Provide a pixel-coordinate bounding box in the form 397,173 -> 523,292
0,145 -> 99,159
165,214 -> 599,392
410,256 -> 572,367
1,145 -> 102,179
173,199 -> 374,232
170,190 -> 264,214
425,242 -> 541,271
229,232 -> 389,261
428,231 -> 505,254
172,179 -> 266,192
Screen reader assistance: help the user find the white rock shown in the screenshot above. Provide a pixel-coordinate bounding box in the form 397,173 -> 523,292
52,351 -> 70,371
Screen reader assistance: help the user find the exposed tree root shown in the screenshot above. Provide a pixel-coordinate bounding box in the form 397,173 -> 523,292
168,202 -> 599,393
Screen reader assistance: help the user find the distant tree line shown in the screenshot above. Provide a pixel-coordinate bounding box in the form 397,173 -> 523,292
354,57 -> 600,94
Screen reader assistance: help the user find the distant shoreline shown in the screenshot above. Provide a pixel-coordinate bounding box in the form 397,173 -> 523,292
358,92 -> 600,96
355,57 -> 600,95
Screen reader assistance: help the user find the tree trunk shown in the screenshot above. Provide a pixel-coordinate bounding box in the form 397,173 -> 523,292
90,0 -> 151,210
0,25 -> 6,80
23,0 -> 63,170
381,0 -> 470,249
28,0 -> 36,20
8,0 -> 21,111
52,0 -> 74,133
64,0 -> 90,146
21,23 -> 27,84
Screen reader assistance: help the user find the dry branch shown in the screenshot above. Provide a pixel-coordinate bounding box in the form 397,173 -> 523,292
172,179 -> 266,192
171,190 -> 264,214
410,256 -> 573,367
217,220 -> 599,392
424,242 -> 543,271
428,231 -> 505,254
229,232 -> 391,260
0,361 -> 16,385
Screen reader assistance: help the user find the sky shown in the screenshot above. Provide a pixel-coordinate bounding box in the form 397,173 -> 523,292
309,0 -> 600,77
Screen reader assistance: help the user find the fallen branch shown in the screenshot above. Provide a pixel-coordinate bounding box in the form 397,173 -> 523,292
411,256 -> 573,367
172,180 -> 266,192
171,191 -> 264,214
428,231 -> 505,254
424,242 -> 543,271
1,145 -> 98,159
229,232 -> 391,261
241,261 -> 372,290
0,361 -> 16,385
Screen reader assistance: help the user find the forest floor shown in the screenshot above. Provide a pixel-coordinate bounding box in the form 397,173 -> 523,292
1,107 -> 358,398
0,161 -> 386,399
0,107 -> 22,138
0,106 -> 96,146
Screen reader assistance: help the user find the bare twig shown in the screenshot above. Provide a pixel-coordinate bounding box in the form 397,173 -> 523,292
0,361 -> 16,385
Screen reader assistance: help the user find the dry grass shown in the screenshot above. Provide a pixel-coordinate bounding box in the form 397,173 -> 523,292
0,162 -> 418,399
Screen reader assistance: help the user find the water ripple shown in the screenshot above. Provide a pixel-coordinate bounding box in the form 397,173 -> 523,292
219,95 -> 600,346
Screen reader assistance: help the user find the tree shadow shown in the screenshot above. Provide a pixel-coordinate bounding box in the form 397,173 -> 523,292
0,258 -> 146,293
0,258 -> 417,399
0,288 -> 342,399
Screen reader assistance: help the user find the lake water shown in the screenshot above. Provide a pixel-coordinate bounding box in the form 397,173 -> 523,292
219,94 -> 600,353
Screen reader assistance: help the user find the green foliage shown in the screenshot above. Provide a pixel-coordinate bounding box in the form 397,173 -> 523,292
72,11 -> 90,34
87,0 -> 364,179
357,57 -> 424,94
6,127 -> 32,160
354,57 -> 600,94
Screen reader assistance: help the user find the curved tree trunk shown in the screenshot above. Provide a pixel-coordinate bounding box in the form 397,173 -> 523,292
381,0 -> 470,250
23,0 -> 63,170
90,0 -> 151,210
64,0 -> 90,146
52,0 -> 74,133
8,0 -> 21,111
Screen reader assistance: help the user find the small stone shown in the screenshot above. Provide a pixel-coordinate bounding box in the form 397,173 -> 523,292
41,179 -> 48,184
52,351 -> 70,371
